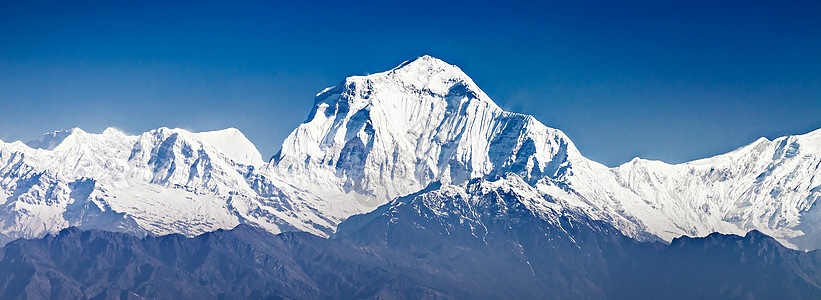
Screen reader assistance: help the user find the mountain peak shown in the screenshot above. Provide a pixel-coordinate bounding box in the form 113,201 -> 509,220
270,57 -> 578,205
102,127 -> 126,136
388,55 -> 457,74
24,128 -> 89,150
316,55 -> 489,107
190,128 -> 264,166
383,55 -> 484,99
139,127 -> 264,166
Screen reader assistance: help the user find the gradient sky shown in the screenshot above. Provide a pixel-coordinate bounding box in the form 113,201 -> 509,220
1,0 -> 819,167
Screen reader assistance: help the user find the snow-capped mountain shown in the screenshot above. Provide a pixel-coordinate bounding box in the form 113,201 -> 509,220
0,127 -> 260,244
263,55 -> 821,249
266,55 -> 581,208
612,129 -> 821,249
0,124 -> 402,245
261,55 -> 669,244
1,55 -> 820,250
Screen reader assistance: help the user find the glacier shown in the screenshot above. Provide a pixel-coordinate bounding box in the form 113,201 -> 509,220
1,55 -> 820,249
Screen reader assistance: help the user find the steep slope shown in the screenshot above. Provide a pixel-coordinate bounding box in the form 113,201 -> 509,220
613,129 -> 821,249
264,55 -> 821,249
0,123 -> 398,244
258,55 -> 693,244
261,55 -> 661,241
266,55 -> 579,205
5,56 -> 639,247
0,127 -> 272,244
1,55 -> 820,250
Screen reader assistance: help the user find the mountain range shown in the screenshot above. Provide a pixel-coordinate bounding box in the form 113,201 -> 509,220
2,55 -> 821,298
3,193 -> 821,299
2,55 -> 820,251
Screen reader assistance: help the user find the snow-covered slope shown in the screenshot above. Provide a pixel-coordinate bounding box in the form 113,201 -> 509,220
612,129 -> 821,249
263,55 -> 821,249
0,122 -> 399,244
0,127 -> 286,244
0,56 -> 633,245
260,55 -> 669,244
1,55 -> 820,250
266,55 -> 579,209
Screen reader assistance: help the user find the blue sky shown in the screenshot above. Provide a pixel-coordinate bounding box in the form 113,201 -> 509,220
1,0 -> 819,166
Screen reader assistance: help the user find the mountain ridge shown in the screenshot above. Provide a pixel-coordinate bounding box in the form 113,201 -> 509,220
2,213 -> 821,299
0,55 -> 820,250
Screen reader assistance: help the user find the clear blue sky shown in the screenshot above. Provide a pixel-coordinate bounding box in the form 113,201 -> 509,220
1,0 -> 819,166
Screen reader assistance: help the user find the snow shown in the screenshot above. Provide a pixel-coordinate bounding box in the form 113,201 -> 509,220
0,126 -> 271,244
267,55 -> 577,203
260,55 -> 821,249
610,126 -> 821,249
187,128 -> 264,166
795,127 -> 821,153
25,128 -> 76,150
2,55 -> 821,250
